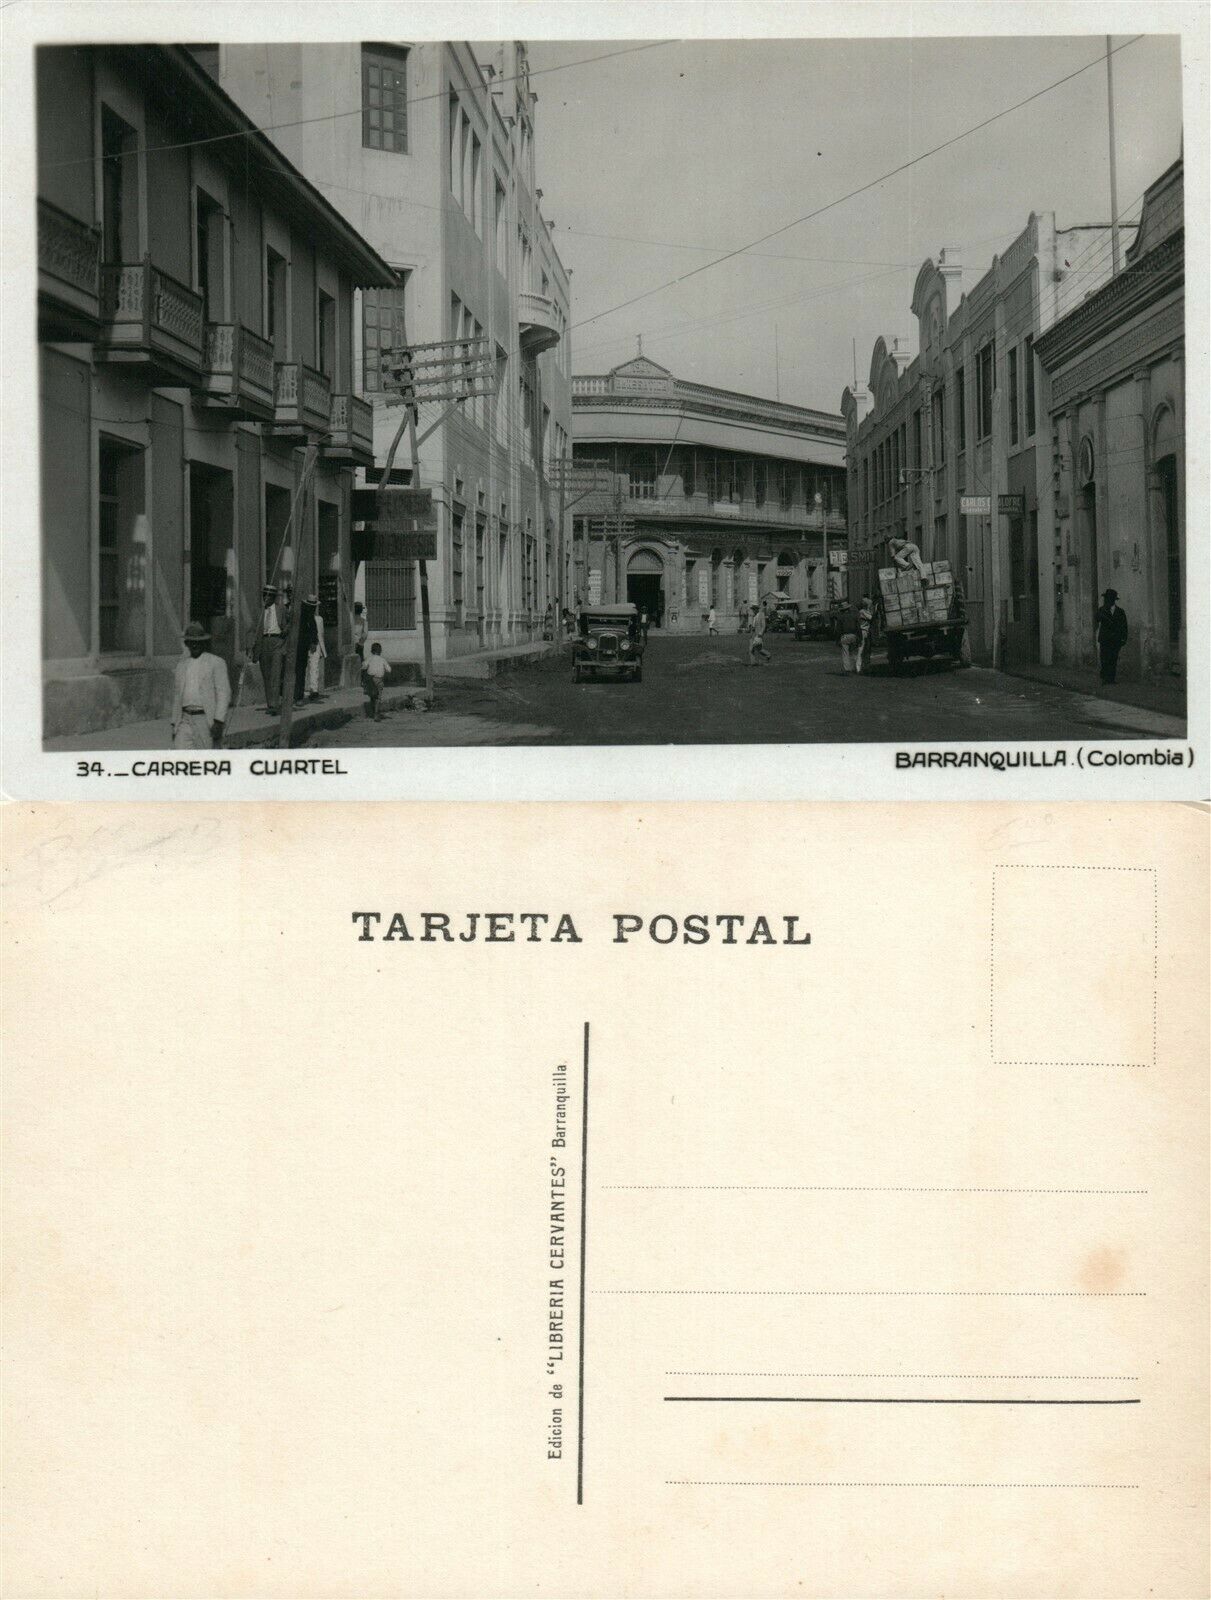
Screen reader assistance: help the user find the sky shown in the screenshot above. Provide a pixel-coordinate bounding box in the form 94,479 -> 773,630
525,34 -> 1184,413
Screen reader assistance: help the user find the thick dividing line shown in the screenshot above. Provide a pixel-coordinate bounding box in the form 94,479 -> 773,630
664,1395 -> 1140,1406
576,1021 -> 590,1506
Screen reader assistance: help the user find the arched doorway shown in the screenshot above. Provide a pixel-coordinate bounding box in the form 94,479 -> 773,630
627,546 -> 665,627
732,547 -> 747,617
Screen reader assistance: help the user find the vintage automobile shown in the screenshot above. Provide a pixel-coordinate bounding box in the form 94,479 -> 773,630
764,595 -> 801,634
794,600 -> 847,642
572,603 -> 645,683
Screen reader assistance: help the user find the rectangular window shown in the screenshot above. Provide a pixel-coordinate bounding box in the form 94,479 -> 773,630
317,289 -> 336,380
912,410 -> 922,470
1007,345 -> 1019,446
629,449 -> 657,499
448,92 -> 461,201
452,506 -> 465,621
460,112 -> 471,217
101,106 -> 137,265
195,189 -> 224,322
470,133 -> 482,234
976,340 -> 995,440
265,246 -> 288,360
754,460 -> 767,508
362,45 -> 409,153
932,388 -> 946,466
98,436 -> 145,654
682,449 -> 695,498
1024,334 -> 1036,436
361,276 -> 409,391
955,365 -> 966,452
366,560 -> 417,630
494,178 -> 508,268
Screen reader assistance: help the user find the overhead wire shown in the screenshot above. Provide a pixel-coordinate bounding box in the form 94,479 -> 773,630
569,35 -> 1145,333
37,40 -> 680,171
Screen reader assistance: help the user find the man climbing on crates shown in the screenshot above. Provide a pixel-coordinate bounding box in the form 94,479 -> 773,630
888,534 -> 927,580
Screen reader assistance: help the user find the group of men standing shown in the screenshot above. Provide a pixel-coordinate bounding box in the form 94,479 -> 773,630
251,583 -> 328,716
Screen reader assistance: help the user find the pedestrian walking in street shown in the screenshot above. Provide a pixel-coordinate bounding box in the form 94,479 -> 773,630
1096,588 -> 1129,683
352,601 -> 368,663
171,622 -> 230,749
837,600 -> 862,674
707,606 -> 718,636
251,583 -> 287,713
748,603 -> 771,666
301,594 -> 326,701
363,641 -> 391,720
856,595 -> 875,672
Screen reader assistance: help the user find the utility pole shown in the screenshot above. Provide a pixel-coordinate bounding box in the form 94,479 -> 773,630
1106,37 -> 1122,277
277,444 -> 319,748
556,454 -> 569,639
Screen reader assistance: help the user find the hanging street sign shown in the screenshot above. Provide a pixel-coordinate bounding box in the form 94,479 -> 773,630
960,495 -> 991,515
352,487 -> 433,529
368,530 -> 438,561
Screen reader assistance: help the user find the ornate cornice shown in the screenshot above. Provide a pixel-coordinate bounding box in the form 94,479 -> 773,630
1036,231 -> 1183,370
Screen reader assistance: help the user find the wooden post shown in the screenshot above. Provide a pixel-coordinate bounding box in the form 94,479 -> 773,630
277,445 -> 318,748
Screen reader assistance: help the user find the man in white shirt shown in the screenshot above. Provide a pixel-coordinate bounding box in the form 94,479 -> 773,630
304,593 -> 327,700
252,583 -> 287,713
172,622 -> 231,748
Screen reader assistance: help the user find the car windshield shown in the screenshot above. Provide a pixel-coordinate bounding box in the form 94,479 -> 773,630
581,611 -> 634,630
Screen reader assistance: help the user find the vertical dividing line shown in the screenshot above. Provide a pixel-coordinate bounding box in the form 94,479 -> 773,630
576,1020 -> 590,1506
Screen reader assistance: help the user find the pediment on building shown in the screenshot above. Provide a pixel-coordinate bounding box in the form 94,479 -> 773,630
610,354 -> 673,380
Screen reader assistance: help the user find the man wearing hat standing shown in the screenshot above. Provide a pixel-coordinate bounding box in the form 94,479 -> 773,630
172,622 -> 231,748
252,583 -> 288,714
1095,588 -> 1129,684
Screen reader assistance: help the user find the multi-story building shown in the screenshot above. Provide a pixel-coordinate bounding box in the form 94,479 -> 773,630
570,354 -> 847,631
209,40 -> 572,667
1035,159 -> 1184,683
37,44 -> 396,739
842,211 -> 1129,664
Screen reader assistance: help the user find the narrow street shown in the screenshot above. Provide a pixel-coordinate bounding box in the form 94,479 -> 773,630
307,632 -> 1183,747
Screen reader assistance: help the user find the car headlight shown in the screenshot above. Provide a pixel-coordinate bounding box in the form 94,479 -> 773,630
585,637 -> 598,651
620,641 -> 631,653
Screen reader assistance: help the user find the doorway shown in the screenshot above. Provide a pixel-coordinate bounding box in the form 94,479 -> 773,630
626,571 -> 663,626
189,463 -> 233,646
626,547 -> 664,627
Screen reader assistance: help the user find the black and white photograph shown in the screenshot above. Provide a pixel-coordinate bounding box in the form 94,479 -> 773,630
6,9 -> 1204,790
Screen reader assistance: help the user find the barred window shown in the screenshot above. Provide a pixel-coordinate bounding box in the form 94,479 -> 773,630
362,45 -> 408,154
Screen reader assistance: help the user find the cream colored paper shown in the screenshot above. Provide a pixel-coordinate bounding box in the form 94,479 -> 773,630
3,802 -> 1208,1598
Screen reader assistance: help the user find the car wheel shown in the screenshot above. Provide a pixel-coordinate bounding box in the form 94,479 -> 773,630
633,661 -> 643,683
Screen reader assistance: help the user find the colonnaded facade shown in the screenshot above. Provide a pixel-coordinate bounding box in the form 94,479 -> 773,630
570,354 -> 847,632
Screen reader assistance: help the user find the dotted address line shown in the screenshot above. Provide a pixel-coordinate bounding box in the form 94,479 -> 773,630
666,1370 -> 1140,1380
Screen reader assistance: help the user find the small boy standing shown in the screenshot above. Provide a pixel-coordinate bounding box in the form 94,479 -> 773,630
362,641 -> 391,721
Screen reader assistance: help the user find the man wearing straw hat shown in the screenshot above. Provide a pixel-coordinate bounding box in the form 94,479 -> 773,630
171,622 -> 231,749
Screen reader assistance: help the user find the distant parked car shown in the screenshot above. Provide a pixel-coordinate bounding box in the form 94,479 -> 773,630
572,604 -> 645,683
765,596 -> 800,634
795,601 -> 846,642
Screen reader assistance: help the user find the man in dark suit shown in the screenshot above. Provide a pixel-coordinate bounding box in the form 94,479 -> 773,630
250,584 -> 288,714
1095,588 -> 1129,684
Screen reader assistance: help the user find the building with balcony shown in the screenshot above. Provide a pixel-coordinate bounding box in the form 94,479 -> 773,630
570,354 -> 847,631
1035,159 -> 1184,685
209,40 -> 572,667
842,209 -> 1133,666
37,44 -> 395,739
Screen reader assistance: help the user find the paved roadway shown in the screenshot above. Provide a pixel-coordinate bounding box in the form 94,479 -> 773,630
307,631 -> 1184,748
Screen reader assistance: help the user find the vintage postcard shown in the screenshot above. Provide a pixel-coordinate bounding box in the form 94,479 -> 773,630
3,800 -> 1208,1596
1,0 -> 1206,798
